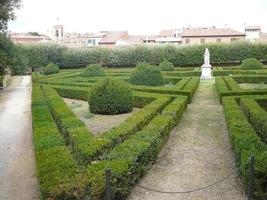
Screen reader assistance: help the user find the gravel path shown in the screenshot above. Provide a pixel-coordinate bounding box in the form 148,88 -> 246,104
0,76 -> 39,200
63,98 -> 140,135
128,79 -> 246,200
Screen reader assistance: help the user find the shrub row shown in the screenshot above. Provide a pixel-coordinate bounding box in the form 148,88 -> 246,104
131,77 -> 199,102
213,69 -> 267,76
82,97 -> 173,163
85,96 -> 188,199
215,76 -> 267,102
240,98 -> 267,143
222,98 -> 267,198
42,84 -> 173,164
22,42 -> 267,68
232,75 -> 267,84
223,76 -> 242,91
32,84 -> 85,199
41,85 -> 95,165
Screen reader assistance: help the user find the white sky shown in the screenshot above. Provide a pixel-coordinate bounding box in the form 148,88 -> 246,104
8,0 -> 267,35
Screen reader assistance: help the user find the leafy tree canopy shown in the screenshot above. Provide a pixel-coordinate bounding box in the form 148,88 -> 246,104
0,0 -> 21,31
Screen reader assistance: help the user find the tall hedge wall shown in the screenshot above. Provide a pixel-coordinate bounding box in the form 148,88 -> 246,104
22,42 -> 267,69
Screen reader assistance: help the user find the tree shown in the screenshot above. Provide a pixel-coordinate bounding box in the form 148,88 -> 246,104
0,0 -> 22,75
0,0 -> 21,31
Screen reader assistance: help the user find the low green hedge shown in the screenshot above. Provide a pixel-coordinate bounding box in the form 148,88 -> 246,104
222,98 -> 267,198
240,98 -> 267,143
41,85 -> 95,165
80,97 -> 172,164
232,75 -> 267,84
223,77 -> 242,91
32,84 -> 84,199
86,96 -> 188,199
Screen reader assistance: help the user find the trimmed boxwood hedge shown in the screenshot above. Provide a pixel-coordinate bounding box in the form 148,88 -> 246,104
89,79 -> 133,114
222,98 -> 267,199
85,96 -> 188,199
240,98 -> 267,143
32,84 -> 88,199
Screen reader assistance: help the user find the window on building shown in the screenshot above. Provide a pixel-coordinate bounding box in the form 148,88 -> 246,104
55,30 -> 59,37
200,39 -> 205,44
185,39 -> 190,44
88,39 -> 92,44
231,38 -> 238,42
216,38 -> 221,43
92,39 -> 96,46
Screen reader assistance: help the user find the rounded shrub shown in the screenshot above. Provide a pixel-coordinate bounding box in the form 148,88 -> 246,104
81,64 -> 106,77
159,60 -> 175,71
88,78 -> 133,114
241,58 -> 263,70
129,63 -> 164,86
41,63 -> 59,75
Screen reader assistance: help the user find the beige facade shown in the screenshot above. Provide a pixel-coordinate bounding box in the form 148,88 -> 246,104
182,35 -> 244,45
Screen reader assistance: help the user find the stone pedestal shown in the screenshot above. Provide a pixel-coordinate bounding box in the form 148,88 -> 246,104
201,64 -> 212,80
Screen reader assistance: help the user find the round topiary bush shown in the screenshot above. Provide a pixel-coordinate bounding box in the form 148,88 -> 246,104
241,58 -> 263,70
159,60 -> 175,71
88,79 -> 133,114
81,64 -> 106,77
129,63 -> 164,86
41,63 -> 59,75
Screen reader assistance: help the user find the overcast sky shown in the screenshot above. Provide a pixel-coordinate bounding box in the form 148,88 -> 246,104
8,0 -> 267,35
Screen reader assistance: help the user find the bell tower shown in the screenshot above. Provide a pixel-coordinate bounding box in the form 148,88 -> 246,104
53,17 -> 64,41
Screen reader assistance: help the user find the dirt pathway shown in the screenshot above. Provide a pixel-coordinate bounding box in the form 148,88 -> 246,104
128,79 -> 246,200
0,76 -> 39,200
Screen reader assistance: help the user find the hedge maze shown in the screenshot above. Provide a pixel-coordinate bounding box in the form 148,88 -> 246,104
32,68 -> 199,199
32,65 -> 267,199
215,68 -> 267,198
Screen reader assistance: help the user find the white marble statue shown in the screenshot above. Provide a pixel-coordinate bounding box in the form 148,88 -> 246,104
204,48 -> 210,67
201,48 -> 212,79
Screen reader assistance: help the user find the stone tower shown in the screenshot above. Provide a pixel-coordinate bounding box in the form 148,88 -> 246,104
53,18 -> 64,41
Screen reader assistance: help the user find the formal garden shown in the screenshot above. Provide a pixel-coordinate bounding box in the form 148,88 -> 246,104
16,42 -> 263,200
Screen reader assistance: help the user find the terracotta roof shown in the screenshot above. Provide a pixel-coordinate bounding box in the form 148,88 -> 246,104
160,29 -> 176,37
245,25 -> 261,30
181,27 -> 246,37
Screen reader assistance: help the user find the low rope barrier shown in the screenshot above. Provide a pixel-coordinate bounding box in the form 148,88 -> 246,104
138,171 -> 238,194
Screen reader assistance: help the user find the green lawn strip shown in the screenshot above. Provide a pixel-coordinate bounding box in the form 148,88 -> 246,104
240,98 -> 267,143
32,84 -> 86,199
222,98 -> 267,198
85,96 -> 188,199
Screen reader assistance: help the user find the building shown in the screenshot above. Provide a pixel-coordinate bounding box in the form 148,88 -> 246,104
97,31 -> 130,48
155,29 -> 182,44
9,33 -> 49,44
245,26 -> 267,43
180,27 -> 246,44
